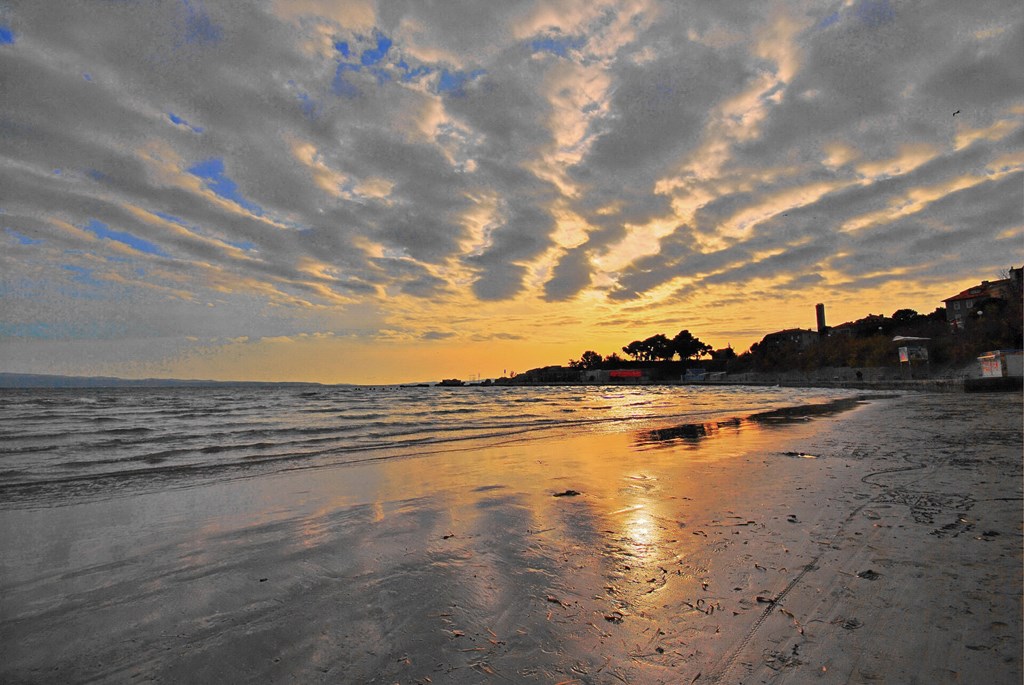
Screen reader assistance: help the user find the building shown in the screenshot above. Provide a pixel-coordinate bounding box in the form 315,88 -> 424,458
942,267 -> 1022,329
758,328 -> 819,350
815,303 -> 827,334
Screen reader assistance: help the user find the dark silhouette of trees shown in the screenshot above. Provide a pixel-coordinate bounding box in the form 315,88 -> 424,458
672,329 -> 713,360
561,273 -> 1022,378
710,346 -> 737,361
621,331 -> 711,362
568,350 -> 604,370
891,309 -> 919,323
622,340 -> 648,361
647,334 -> 675,361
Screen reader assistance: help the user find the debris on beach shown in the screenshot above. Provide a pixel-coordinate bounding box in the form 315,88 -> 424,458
553,489 -> 581,497
835,617 -> 863,630
764,647 -> 804,671
546,595 -> 569,607
856,569 -> 880,580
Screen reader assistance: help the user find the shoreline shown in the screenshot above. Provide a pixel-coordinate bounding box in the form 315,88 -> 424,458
2,392 -> 1020,683
496,377 -> 971,392
494,374 -> 1023,393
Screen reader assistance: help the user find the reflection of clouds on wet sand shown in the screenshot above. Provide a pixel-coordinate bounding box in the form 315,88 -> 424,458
634,395 -> 878,449
2,393 -> 1020,683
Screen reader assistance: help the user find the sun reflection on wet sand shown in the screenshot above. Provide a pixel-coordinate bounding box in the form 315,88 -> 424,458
1,394 -> 881,683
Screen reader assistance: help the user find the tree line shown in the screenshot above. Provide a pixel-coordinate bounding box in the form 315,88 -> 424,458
568,329 -> 714,369
564,296 -> 1021,374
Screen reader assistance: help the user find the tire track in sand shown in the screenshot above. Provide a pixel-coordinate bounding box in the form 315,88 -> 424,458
706,452 -> 929,683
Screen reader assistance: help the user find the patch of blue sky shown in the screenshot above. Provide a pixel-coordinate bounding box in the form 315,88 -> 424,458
530,35 -> 584,57
154,211 -> 186,227
360,33 -> 392,66
182,0 -> 222,44
297,92 -> 319,118
332,31 -> 431,94
855,0 -> 894,27
0,25 -> 14,45
437,69 -> 485,96
225,239 -> 257,251
399,63 -> 433,83
332,63 -> 361,97
5,228 -> 43,245
61,264 -> 104,287
154,211 -> 257,250
187,158 -> 264,216
168,112 -> 204,133
85,219 -> 169,257
819,11 -> 841,28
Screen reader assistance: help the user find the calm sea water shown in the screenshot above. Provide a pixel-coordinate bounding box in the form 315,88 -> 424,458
0,384 -> 854,507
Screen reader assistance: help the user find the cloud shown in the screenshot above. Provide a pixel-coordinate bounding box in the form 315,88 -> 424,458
0,0 -> 1021,381
921,21 -> 1024,108
543,246 -> 593,301
420,330 -> 456,341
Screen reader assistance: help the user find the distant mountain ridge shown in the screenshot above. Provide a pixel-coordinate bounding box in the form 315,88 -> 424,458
0,373 -> 325,389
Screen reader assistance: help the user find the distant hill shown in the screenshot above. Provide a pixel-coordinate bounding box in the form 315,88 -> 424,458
0,373 -> 324,389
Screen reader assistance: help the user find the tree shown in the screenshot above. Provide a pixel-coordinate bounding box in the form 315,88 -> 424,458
672,329 -> 713,360
623,340 -> 649,361
891,309 -> 919,323
604,352 -> 624,366
710,346 -> 737,361
644,333 -> 676,361
568,350 -> 601,369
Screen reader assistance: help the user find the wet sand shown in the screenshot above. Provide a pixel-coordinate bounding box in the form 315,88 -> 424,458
1,392 -> 1021,684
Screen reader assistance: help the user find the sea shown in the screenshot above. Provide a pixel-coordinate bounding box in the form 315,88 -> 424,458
0,384 -> 857,509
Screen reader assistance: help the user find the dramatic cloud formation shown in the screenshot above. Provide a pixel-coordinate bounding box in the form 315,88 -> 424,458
1,0 -> 1021,382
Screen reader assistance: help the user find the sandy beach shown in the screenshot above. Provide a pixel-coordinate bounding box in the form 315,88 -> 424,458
1,391 -> 1020,684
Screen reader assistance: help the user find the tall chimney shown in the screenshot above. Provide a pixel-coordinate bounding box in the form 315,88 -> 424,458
815,303 -> 826,334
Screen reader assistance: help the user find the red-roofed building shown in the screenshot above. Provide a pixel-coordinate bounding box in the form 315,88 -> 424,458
943,267 -> 1022,329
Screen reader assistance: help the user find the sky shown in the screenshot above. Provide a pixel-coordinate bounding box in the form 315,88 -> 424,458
1,0 -> 1022,384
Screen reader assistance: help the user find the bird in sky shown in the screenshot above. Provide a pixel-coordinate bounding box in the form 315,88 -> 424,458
953,110 -> 961,116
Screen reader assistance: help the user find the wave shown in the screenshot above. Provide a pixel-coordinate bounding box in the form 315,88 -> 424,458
0,385 -> 860,508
